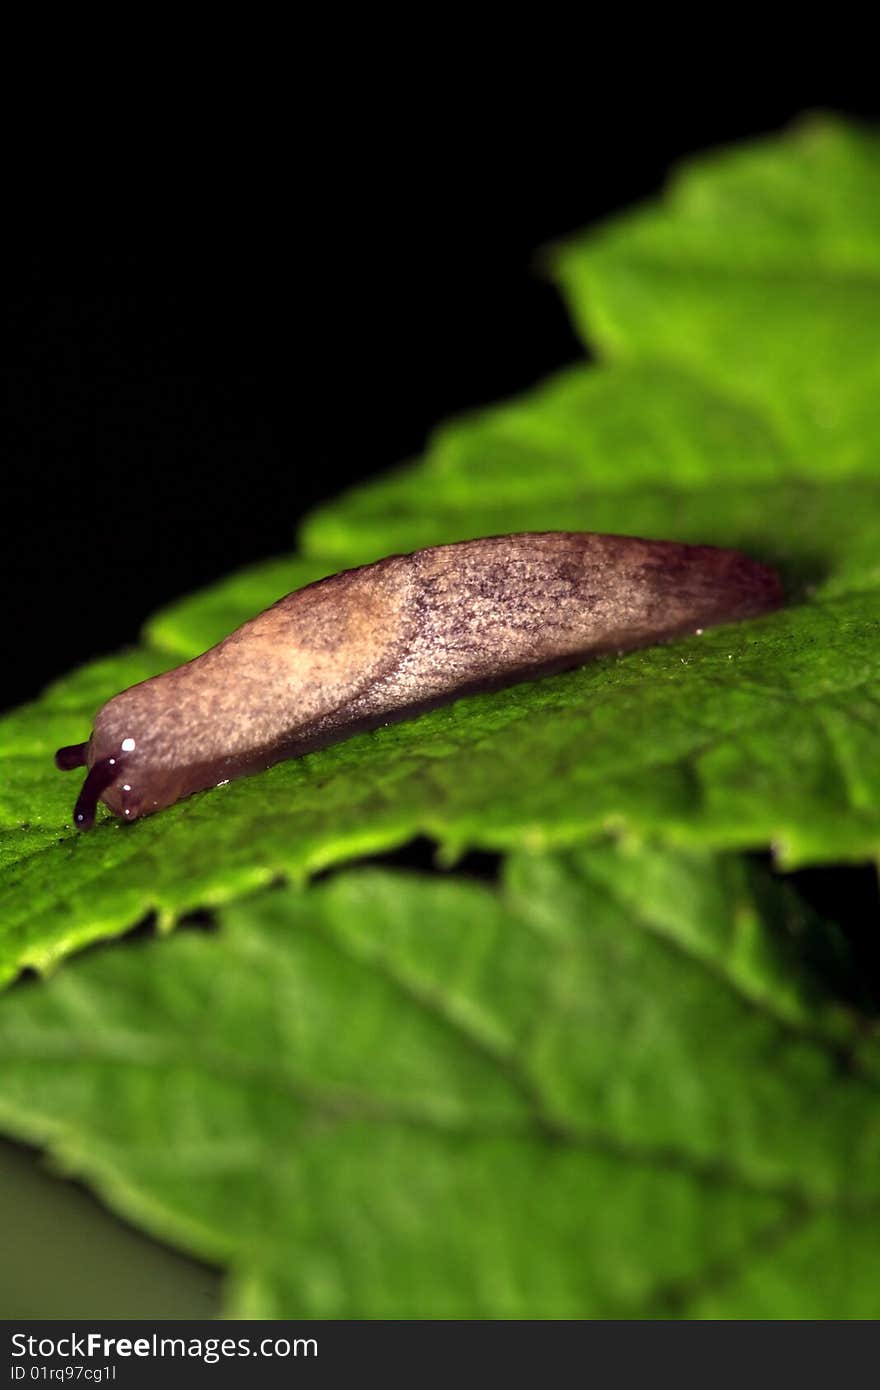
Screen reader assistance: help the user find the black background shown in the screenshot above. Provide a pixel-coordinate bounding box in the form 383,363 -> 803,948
5,89 -> 879,715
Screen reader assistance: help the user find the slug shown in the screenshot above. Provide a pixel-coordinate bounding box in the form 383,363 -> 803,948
55,531 -> 782,829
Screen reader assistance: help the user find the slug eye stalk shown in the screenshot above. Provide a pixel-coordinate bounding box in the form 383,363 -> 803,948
55,743 -> 88,771
71,755 -> 128,831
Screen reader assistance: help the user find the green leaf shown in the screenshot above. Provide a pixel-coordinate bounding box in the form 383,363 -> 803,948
552,115 -> 880,473
302,119 -> 880,573
2,115 -> 880,988
145,556 -> 336,661
300,361 -> 880,598
0,845 -> 877,1318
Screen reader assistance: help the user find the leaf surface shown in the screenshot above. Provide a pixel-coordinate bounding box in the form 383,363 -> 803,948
0,845 -> 877,1317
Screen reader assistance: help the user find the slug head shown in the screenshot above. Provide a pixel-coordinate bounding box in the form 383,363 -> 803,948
55,685 -> 197,829
54,733 -> 148,828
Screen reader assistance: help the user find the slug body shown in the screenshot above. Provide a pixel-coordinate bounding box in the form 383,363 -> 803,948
56,532 -> 782,828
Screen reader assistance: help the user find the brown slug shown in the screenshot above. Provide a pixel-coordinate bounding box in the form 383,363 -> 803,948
55,531 -> 783,829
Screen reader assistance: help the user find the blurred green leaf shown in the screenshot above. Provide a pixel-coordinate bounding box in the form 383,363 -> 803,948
0,845 -> 877,1318
1,115 -> 880,988
302,119 -> 880,572
553,115 -> 880,474
145,557 -> 336,661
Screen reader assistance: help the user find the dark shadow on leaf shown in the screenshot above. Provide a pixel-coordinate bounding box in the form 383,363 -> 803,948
753,852 -> 880,1018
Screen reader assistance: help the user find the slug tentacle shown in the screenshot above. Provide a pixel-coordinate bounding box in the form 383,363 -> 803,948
55,531 -> 783,829
72,755 -> 128,831
55,743 -> 89,771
